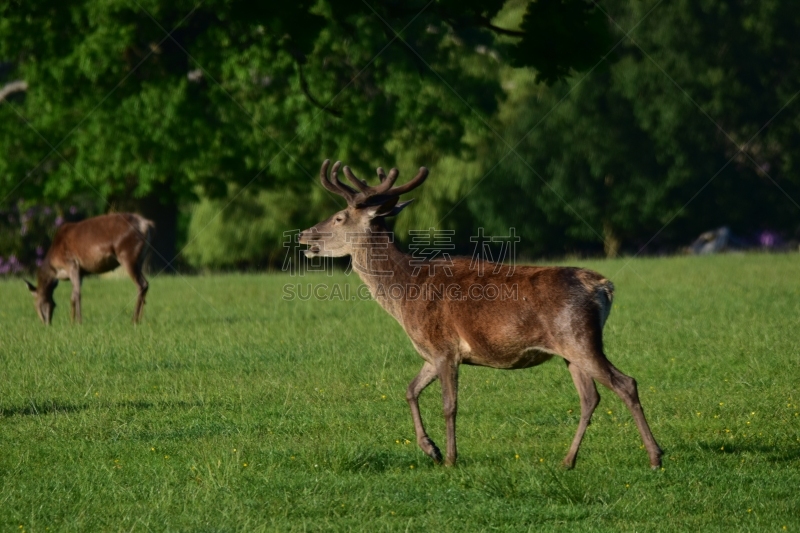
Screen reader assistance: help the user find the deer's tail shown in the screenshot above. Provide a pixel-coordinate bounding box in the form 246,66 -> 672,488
134,216 -> 155,244
594,278 -> 615,329
142,218 -> 155,242
136,217 -> 156,273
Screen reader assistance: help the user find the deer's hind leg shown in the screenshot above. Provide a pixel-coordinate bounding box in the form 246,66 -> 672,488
119,248 -> 149,324
68,263 -> 83,324
562,360 -> 600,469
572,347 -> 663,469
437,358 -> 460,466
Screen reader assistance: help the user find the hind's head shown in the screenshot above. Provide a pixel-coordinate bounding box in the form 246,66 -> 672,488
25,278 -> 57,325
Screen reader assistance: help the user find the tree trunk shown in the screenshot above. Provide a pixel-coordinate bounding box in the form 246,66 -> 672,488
602,175 -> 619,258
603,219 -> 620,258
135,194 -> 178,274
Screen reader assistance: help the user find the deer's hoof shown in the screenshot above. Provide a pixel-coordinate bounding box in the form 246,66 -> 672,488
429,445 -> 443,464
421,437 -> 442,463
650,450 -> 664,469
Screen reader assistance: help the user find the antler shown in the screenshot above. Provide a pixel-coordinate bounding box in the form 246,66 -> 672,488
376,167 -> 398,187
319,160 -> 357,204
345,165 -> 428,207
320,160 -> 429,207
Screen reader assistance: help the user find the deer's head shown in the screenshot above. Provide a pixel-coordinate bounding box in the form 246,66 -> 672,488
25,279 -> 57,325
299,160 -> 428,258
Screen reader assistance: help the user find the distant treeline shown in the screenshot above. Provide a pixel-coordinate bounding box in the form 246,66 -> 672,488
1,0 -> 799,270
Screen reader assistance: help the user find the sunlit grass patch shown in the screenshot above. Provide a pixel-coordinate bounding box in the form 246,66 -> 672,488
1,255 -> 798,531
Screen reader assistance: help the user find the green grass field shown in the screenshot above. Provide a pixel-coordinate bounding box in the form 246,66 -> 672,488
1,254 -> 798,532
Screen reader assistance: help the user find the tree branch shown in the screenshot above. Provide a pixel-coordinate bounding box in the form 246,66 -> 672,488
297,65 -> 342,118
0,80 -> 28,103
476,17 -> 525,37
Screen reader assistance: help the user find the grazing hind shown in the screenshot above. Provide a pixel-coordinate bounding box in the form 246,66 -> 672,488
299,160 -> 662,469
25,213 -> 154,325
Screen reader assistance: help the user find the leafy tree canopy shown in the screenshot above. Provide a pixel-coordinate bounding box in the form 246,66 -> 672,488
0,0 -> 609,206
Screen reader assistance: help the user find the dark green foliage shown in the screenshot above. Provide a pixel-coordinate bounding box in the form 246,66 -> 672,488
510,0 -> 613,83
471,0 -> 800,257
0,0 -> 593,203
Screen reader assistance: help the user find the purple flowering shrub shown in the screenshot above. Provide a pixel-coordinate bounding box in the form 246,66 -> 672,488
758,230 -> 781,249
0,201 -> 95,276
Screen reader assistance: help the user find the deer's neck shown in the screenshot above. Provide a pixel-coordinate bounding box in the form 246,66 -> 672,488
350,222 -> 414,320
36,259 -> 59,295
37,259 -> 55,284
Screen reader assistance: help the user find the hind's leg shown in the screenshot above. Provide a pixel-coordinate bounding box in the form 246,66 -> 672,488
68,264 -> 83,324
563,360 -> 600,469
120,251 -> 149,324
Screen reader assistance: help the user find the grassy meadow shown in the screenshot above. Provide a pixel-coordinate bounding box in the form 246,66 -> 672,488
0,254 -> 798,531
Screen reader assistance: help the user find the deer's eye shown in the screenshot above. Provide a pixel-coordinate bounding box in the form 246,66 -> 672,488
335,216 -> 344,223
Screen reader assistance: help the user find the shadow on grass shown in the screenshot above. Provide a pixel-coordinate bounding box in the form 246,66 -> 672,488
695,441 -> 800,462
0,400 -> 89,417
0,398 -> 202,418
330,447 -> 610,509
114,399 -> 205,411
1,397 -> 246,445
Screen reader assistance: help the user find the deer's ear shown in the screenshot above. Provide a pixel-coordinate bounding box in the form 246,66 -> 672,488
24,279 -> 37,295
367,198 -> 414,219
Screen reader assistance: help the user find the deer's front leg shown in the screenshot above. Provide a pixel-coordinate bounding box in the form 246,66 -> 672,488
406,362 -> 442,463
438,359 -> 459,466
69,265 -> 82,324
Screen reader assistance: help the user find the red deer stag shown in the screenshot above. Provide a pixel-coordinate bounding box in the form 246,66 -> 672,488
299,160 -> 662,469
25,213 -> 154,325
